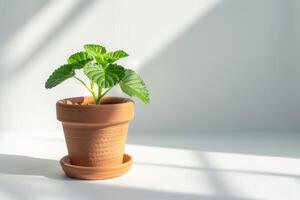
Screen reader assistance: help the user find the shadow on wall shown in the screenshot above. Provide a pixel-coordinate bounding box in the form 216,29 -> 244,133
0,0 -> 96,83
0,0 -> 97,133
0,0 -> 49,44
131,0 -> 300,134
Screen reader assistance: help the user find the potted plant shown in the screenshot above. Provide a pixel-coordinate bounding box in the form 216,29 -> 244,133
45,44 -> 150,180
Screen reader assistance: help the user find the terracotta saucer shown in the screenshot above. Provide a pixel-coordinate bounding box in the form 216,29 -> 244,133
60,154 -> 133,180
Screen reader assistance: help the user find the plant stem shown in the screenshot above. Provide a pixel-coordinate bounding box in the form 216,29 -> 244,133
100,88 -> 112,99
96,86 -> 102,104
74,76 -> 112,105
74,76 -> 97,103
90,80 -> 94,90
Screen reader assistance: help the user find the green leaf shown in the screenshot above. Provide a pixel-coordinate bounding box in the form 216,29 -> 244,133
104,50 -> 129,63
67,51 -> 93,68
84,44 -> 106,58
45,64 -> 75,89
108,64 -> 126,80
120,69 -> 150,104
84,63 -> 125,88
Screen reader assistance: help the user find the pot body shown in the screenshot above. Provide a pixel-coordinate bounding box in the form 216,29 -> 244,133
56,96 -> 135,167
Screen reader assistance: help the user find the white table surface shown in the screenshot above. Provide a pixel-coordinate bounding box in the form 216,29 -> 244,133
0,132 -> 299,200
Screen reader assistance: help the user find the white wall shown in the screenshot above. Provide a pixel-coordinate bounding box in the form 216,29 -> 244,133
0,0 -> 299,135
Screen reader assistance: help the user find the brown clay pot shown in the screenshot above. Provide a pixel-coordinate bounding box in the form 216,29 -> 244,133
56,96 -> 135,167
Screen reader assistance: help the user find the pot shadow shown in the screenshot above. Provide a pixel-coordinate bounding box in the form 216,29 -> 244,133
0,154 -> 66,180
0,154 -> 263,200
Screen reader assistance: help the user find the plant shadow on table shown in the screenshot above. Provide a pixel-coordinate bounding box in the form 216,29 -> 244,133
0,154 -> 65,180
0,154 -> 261,200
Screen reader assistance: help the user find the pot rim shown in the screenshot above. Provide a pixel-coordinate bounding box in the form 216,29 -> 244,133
56,96 -> 135,124
56,96 -> 135,108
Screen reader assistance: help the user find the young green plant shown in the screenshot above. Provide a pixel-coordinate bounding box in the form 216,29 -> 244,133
45,44 -> 150,104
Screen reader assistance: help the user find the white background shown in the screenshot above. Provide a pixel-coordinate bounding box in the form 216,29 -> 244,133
1,1 -> 300,199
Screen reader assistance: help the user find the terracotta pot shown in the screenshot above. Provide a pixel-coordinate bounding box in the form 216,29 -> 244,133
56,96 -> 135,167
